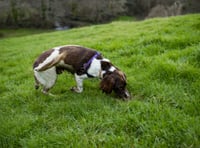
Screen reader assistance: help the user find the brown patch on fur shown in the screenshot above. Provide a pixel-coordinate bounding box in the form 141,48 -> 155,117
117,70 -> 126,82
100,73 -> 115,94
58,46 -> 102,75
33,49 -> 54,68
100,70 -> 129,98
101,61 -> 113,71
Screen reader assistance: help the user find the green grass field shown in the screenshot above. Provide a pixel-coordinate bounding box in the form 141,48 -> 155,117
0,14 -> 200,147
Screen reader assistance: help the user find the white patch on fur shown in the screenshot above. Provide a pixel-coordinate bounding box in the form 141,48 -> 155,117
87,58 -> 115,78
102,58 -> 110,62
101,70 -> 106,78
87,59 -> 101,77
109,66 -> 116,72
74,73 -> 88,92
34,67 -> 57,89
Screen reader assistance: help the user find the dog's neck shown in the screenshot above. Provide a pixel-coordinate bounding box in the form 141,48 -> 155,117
100,59 -> 116,79
86,58 -> 116,79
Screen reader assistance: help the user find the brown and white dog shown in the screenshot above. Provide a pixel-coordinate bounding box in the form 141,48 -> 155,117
33,45 -> 130,99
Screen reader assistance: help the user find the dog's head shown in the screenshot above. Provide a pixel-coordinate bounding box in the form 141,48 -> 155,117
100,70 -> 130,100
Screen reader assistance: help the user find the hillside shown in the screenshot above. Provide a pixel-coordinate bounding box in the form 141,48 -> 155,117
0,14 -> 200,147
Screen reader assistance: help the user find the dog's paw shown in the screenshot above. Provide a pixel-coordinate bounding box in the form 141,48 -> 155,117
35,85 -> 39,90
41,89 -> 56,97
70,87 -> 82,93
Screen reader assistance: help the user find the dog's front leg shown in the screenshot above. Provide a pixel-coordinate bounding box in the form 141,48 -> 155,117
71,73 -> 88,93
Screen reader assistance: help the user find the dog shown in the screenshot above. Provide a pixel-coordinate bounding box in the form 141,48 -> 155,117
33,45 -> 130,99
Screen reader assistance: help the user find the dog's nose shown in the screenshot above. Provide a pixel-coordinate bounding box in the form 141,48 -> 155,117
123,90 -> 130,100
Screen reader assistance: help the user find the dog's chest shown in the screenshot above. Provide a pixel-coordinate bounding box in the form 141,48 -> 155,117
87,59 -> 101,77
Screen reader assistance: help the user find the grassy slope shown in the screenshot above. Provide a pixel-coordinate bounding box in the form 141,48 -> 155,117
0,14 -> 200,147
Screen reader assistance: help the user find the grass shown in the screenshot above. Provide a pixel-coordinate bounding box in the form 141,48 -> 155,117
0,14 -> 200,147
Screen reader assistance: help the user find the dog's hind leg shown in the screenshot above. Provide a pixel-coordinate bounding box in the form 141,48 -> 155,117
34,67 -> 57,95
34,75 -> 40,90
42,87 -> 50,94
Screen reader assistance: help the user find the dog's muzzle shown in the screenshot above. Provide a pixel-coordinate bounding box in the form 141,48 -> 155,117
123,89 -> 131,100
117,89 -> 130,100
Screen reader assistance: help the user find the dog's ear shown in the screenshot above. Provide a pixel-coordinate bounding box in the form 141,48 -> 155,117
100,74 -> 115,94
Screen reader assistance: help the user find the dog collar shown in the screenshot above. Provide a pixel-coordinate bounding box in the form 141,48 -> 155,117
83,52 -> 100,70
